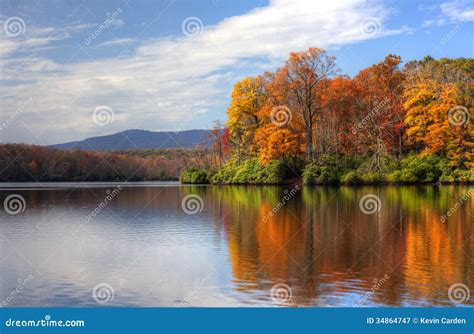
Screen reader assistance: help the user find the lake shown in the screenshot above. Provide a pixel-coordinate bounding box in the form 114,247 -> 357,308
1,182 -> 473,307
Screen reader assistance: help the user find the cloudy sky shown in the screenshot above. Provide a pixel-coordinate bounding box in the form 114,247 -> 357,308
0,0 -> 472,145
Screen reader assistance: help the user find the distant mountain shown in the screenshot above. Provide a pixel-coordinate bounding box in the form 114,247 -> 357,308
50,129 -> 212,151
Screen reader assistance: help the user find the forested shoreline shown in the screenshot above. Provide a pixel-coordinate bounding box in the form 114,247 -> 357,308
0,144 -> 212,182
181,48 -> 473,185
1,49 -> 472,185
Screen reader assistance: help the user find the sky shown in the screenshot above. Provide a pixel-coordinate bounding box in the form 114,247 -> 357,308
0,0 -> 473,145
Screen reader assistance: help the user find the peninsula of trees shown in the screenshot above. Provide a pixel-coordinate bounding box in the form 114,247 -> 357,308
181,48 -> 473,184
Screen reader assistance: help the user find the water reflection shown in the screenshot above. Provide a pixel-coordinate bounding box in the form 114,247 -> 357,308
0,184 -> 472,307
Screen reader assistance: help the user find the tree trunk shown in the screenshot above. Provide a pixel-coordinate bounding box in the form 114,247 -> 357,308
307,124 -> 314,161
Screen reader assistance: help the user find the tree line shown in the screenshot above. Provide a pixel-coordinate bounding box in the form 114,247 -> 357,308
0,144 -> 214,182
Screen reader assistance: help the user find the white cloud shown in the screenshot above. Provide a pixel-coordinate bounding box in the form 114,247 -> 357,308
1,0 -> 407,145
441,0 -> 474,21
99,38 -> 135,47
111,18 -> 125,28
0,22 -> 93,57
423,0 -> 474,27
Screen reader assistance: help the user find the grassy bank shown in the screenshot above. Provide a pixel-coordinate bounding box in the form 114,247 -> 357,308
180,159 -> 295,184
180,155 -> 474,185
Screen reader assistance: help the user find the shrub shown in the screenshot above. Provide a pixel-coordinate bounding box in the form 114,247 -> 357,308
231,159 -> 262,183
261,159 -> 288,184
439,169 -> 474,183
302,163 -> 319,184
318,166 -> 339,184
390,168 -> 421,183
302,155 -> 340,184
212,158 -> 288,184
341,171 -> 363,184
397,154 -> 445,183
319,155 -> 396,185
211,163 -> 235,184
302,163 -> 338,184
362,172 -> 387,184
179,168 -> 210,184
340,155 -> 365,172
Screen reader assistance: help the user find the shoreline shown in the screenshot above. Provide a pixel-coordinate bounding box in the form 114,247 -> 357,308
2,181 -> 473,188
184,181 -> 474,186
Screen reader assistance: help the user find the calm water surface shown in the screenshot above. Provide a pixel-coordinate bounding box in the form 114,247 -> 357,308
1,182 -> 473,307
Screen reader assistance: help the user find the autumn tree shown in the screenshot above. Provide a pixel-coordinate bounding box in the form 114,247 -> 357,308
208,120 -> 228,168
254,124 -> 304,165
227,76 -> 268,163
351,55 -> 405,171
273,48 -> 338,161
320,75 -> 358,159
403,57 -> 474,169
